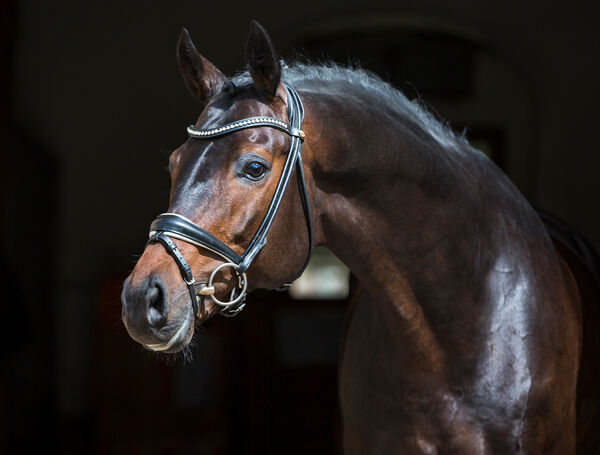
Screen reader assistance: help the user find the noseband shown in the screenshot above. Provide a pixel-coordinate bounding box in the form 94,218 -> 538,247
145,83 -> 313,318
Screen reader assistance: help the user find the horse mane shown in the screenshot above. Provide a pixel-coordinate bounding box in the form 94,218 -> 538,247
233,60 -> 468,150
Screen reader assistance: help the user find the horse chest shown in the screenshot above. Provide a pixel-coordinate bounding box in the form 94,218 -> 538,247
338,290 -> 490,454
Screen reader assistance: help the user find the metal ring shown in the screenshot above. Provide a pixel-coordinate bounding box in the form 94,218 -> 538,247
207,262 -> 248,307
220,288 -> 246,317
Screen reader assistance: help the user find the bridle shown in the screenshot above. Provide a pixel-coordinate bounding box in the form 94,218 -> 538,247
145,82 -> 313,318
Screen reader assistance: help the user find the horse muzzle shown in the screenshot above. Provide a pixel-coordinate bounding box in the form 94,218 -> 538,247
121,274 -> 195,352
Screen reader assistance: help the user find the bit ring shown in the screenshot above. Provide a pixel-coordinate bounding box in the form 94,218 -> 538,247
207,262 -> 248,307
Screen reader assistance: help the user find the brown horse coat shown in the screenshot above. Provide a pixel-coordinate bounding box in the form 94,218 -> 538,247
122,21 -> 596,454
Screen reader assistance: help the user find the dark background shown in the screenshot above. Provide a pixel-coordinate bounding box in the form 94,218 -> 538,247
1,0 -> 599,454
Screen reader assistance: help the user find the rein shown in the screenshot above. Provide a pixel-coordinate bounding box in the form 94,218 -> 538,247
146,83 -> 313,318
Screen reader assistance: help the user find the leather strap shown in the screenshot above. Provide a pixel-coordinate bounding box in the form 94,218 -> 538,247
150,213 -> 241,264
288,85 -> 313,279
146,232 -> 202,318
294,153 -> 314,278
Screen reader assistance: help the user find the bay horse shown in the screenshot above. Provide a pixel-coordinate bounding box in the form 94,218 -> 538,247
121,21 -> 599,454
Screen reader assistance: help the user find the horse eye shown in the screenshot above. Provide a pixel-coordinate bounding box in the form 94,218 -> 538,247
244,161 -> 267,179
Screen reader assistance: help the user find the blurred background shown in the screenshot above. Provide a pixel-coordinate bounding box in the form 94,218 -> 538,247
1,0 -> 599,453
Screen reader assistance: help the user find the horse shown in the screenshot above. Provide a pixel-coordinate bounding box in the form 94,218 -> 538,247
121,20 -> 599,454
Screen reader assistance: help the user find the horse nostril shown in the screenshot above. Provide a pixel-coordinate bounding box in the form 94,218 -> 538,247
147,282 -> 168,326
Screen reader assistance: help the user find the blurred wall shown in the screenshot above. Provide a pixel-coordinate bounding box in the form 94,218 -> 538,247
4,0 -> 599,452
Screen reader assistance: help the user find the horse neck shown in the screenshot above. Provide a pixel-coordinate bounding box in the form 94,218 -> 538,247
300,81 -> 537,369
302,83 -> 491,293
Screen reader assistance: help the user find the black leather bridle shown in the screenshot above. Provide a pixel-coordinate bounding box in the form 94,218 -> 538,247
146,83 -> 313,318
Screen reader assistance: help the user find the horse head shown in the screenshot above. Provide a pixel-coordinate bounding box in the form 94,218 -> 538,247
121,21 -> 313,353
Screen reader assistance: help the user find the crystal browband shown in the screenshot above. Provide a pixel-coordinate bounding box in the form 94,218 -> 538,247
187,116 -> 305,140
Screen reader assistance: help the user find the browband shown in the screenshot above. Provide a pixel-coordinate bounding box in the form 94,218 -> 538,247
187,116 -> 305,140
146,82 -> 313,319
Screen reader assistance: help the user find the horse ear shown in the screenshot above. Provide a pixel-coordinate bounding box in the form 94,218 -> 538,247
176,28 -> 225,105
244,20 -> 281,100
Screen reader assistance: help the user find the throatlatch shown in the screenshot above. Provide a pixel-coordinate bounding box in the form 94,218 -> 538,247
145,83 -> 313,319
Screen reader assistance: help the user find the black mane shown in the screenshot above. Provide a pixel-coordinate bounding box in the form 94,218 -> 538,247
233,61 -> 467,149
